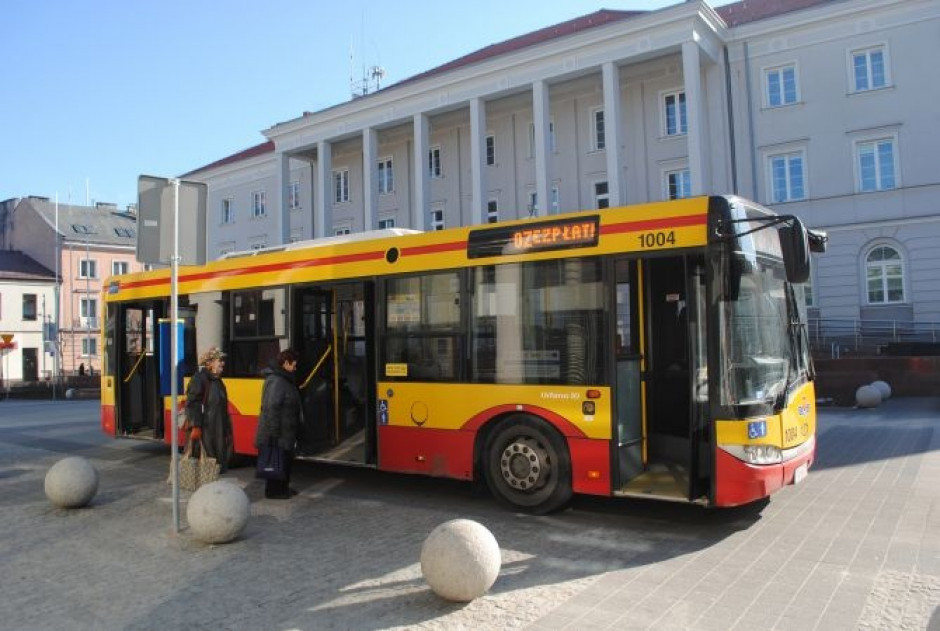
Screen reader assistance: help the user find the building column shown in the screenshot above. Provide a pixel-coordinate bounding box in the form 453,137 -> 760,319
412,113 -> 429,231
602,61 -> 624,207
469,97 -> 487,225
682,41 -> 707,196
275,152 -> 291,244
316,141 -> 333,238
532,80 -> 551,217
362,128 -> 378,231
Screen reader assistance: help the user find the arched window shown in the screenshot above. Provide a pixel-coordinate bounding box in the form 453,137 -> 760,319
865,245 -> 904,304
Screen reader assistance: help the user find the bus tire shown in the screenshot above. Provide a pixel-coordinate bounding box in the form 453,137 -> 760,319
483,415 -> 572,515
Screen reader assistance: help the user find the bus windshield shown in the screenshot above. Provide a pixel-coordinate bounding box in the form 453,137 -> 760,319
718,256 -> 791,411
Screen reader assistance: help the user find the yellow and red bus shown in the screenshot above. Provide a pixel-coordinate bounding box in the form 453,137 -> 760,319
102,195 -> 825,513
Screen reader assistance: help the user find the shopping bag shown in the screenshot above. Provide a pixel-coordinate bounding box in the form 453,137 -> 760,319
256,438 -> 287,480
169,439 -> 220,491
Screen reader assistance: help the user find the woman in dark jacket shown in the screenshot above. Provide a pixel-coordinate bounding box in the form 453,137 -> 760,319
254,349 -> 302,499
186,347 -> 233,473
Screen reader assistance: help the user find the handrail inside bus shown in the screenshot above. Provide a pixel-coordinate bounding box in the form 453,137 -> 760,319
122,351 -> 148,384
300,345 -> 332,390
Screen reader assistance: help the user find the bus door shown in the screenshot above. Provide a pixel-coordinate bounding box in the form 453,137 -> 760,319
292,283 -> 374,465
614,255 -> 707,501
115,303 -> 163,438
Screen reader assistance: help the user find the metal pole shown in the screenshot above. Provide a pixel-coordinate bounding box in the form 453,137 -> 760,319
170,179 -> 181,532
54,195 -> 59,400
85,237 -> 91,372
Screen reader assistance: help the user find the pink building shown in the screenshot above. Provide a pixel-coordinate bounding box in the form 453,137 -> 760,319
1,196 -> 146,377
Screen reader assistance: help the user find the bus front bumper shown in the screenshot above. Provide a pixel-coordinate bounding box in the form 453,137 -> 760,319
714,436 -> 815,507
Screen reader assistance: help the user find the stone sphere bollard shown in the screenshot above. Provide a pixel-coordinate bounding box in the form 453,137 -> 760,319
871,380 -> 892,400
45,456 -> 99,508
855,384 -> 882,408
420,518 -> 501,602
186,481 -> 250,544
65,388 -> 75,400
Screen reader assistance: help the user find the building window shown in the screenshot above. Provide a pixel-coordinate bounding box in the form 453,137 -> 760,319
852,46 -> 888,92
486,199 -> 498,224
430,207 -> 445,231
666,169 -> 692,200
289,181 -> 301,209
766,64 -> 798,107
428,147 -> 442,179
334,225 -> 352,236
251,191 -> 266,218
378,157 -> 394,194
866,245 -> 904,304
81,337 -> 98,357
551,184 -> 560,214
803,272 -> 815,308
79,259 -> 97,279
663,90 -> 687,136
378,217 -> 396,230
485,135 -> 496,166
333,169 -> 350,203
527,121 -> 556,157
221,198 -> 235,224
527,191 -> 538,216
23,293 -> 37,321
112,261 -> 129,276
592,108 -> 606,151
113,227 -> 135,238
856,137 -> 897,192
593,181 -> 610,209
250,241 -> 267,251
768,152 -> 806,202
80,297 -> 98,328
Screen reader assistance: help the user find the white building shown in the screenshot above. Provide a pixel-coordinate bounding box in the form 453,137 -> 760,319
184,0 -> 940,335
0,251 -> 57,384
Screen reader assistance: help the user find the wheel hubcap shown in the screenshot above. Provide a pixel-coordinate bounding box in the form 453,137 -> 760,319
499,437 -> 550,491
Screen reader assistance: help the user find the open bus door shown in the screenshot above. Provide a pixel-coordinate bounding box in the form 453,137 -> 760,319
113,302 -> 164,439
613,255 -> 709,502
292,283 -> 374,465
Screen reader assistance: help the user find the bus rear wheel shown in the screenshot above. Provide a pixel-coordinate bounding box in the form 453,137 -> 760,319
484,416 -> 572,514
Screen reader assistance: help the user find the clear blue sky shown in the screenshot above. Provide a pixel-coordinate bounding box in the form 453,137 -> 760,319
1,0 -> 725,208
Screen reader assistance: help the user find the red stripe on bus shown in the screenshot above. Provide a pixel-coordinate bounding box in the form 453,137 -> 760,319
601,214 -> 705,235
400,241 -> 466,256
118,250 -> 386,290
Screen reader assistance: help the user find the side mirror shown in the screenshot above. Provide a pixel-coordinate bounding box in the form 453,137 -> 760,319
778,218 -> 810,284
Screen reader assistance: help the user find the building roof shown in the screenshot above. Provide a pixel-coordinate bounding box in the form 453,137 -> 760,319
16,196 -> 139,248
185,0 -> 843,177
181,140 -> 274,178
0,250 -> 57,282
716,0 -> 841,28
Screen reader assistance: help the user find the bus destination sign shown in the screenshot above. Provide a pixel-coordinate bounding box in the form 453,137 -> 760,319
467,215 -> 600,259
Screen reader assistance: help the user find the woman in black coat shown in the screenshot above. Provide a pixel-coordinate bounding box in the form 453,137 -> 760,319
254,349 -> 302,499
186,347 -> 233,473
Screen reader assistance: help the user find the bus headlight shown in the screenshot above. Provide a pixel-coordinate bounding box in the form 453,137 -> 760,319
720,444 -> 782,465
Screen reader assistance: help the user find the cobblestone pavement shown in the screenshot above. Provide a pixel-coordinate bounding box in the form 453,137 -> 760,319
0,397 -> 938,630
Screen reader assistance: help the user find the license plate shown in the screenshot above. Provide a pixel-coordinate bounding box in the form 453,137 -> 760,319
793,463 -> 808,485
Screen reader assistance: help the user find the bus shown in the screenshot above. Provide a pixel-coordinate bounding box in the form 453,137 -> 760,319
101,195 -> 826,514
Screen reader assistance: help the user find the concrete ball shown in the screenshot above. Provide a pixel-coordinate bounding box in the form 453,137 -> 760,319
855,385 -> 882,408
186,481 -> 250,544
65,388 -> 75,400
45,456 -> 99,508
871,380 -> 892,400
420,518 -> 501,602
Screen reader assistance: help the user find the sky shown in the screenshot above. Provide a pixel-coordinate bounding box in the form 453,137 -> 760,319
1,0 -> 730,209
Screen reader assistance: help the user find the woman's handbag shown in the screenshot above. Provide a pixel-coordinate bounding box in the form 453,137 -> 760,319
256,438 -> 287,480
169,438 -> 221,491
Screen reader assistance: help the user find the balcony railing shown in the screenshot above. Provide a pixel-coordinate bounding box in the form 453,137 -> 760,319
73,317 -> 99,329
808,318 -> 940,357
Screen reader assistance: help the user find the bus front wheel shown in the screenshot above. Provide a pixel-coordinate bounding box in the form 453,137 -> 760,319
483,416 -> 572,514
